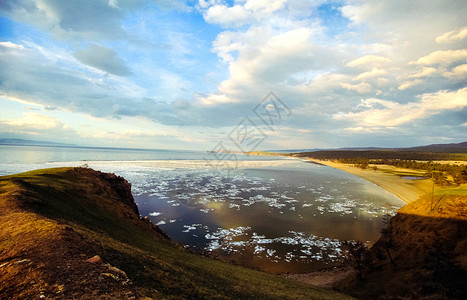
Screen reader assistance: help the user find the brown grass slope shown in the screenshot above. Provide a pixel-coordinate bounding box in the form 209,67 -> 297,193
346,187 -> 467,299
0,167 -> 353,299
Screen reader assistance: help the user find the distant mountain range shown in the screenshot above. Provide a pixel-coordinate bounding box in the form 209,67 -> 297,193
2,138 -> 467,154
401,141 -> 467,153
0,138 -> 76,147
270,141 -> 467,154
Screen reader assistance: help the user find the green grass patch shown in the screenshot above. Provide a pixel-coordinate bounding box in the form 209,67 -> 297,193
435,185 -> 467,197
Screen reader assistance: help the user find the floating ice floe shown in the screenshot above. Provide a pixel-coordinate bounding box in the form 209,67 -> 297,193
228,203 -> 240,210
266,249 -> 276,257
327,200 -> 356,215
254,245 -> 265,254
204,227 -> 344,264
182,224 -> 202,233
83,159 -> 402,266
315,195 -> 334,202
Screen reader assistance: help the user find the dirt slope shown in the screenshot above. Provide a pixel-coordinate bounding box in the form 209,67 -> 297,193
347,187 -> 467,299
0,167 -> 352,299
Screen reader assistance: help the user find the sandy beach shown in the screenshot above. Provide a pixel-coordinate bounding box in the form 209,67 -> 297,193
304,158 -> 433,204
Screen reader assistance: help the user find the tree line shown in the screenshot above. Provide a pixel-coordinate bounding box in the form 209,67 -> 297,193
290,150 -> 467,185
336,158 -> 467,185
291,150 -> 467,161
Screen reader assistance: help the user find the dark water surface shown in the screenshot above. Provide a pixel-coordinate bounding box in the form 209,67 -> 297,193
0,145 -> 404,273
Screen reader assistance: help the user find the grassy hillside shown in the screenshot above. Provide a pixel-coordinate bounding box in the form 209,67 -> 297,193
0,167 -> 352,299
345,186 -> 467,299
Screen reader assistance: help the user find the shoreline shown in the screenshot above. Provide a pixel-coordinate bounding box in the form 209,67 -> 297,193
303,158 -> 432,204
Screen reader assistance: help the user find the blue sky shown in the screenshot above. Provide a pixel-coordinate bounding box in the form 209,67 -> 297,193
0,0 -> 466,150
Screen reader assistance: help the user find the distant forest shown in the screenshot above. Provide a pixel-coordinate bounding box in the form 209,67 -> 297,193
290,151 -> 467,185
290,150 -> 467,161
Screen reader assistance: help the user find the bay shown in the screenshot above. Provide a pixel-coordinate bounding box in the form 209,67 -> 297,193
0,144 -> 404,273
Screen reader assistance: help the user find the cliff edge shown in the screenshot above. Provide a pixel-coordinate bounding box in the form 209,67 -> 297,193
0,167 -> 351,299
347,186 -> 467,299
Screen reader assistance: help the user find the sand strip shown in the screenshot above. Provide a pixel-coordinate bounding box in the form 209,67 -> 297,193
304,159 -> 433,204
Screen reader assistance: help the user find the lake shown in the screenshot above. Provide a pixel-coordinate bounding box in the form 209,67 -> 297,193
0,145 -> 404,273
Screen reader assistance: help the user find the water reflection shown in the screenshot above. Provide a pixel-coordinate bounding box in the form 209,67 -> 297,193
0,147 -> 404,274
131,160 -> 403,273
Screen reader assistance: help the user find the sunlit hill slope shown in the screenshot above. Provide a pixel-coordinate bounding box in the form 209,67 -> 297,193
0,167 -> 352,299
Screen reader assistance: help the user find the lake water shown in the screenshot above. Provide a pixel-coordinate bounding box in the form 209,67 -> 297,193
0,145 -> 404,273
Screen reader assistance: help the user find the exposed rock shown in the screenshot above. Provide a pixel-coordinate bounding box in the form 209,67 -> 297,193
74,167 -> 139,215
105,263 -> 127,278
86,255 -> 102,264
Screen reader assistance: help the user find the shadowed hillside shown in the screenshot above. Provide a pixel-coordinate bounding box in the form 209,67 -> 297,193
0,167 -> 352,299
345,187 -> 467,299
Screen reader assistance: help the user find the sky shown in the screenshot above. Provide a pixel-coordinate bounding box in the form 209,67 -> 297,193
0,0 -> 466,151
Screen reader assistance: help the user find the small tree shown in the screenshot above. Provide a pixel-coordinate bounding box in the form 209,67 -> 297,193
380,214 -> 397,266
354,162 -> 369,169
343,240 -> 372,280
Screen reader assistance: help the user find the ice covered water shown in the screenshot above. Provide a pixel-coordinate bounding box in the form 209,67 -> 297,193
57,159 -> 403,273
0,147 -> 404,273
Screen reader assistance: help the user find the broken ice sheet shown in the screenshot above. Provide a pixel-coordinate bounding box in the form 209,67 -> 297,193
182,224 -> 202,233
204,227 -> 345,264
84,159 -> 402,269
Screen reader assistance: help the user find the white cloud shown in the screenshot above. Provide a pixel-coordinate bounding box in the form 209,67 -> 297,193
298,73 -> 352,94
244,0 -> 286,13
436,26 -> 467,43
208,26 -> 325,104
203,4 -> 252,27
0,111 -> 80,142
443,64 -> 467,79
341,0 -> 467,39
398,79 -> 423,90
2,0 -> 467,148
408,67 -> 438,78
1,112 -> 59,129
74,44 -> 131,76
341,82 -> 372,94
413,49 -> 467,65
334,88 -> 467,127
346,55 -> 391,68
0,0 -> 191,41
200,0 -> 289,27
199,93 -> 238,105
375,77 -> 390,87
0,41 -> 24,51
354,68 -> 387,80
344,126 -> 389,133
108,0 -> 120,10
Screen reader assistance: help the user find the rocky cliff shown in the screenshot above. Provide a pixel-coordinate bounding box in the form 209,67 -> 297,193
0,167 -> 351,299
348,191 -> 467,299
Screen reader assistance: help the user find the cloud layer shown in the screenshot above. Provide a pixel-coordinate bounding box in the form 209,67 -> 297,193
1,0 -> 466,149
